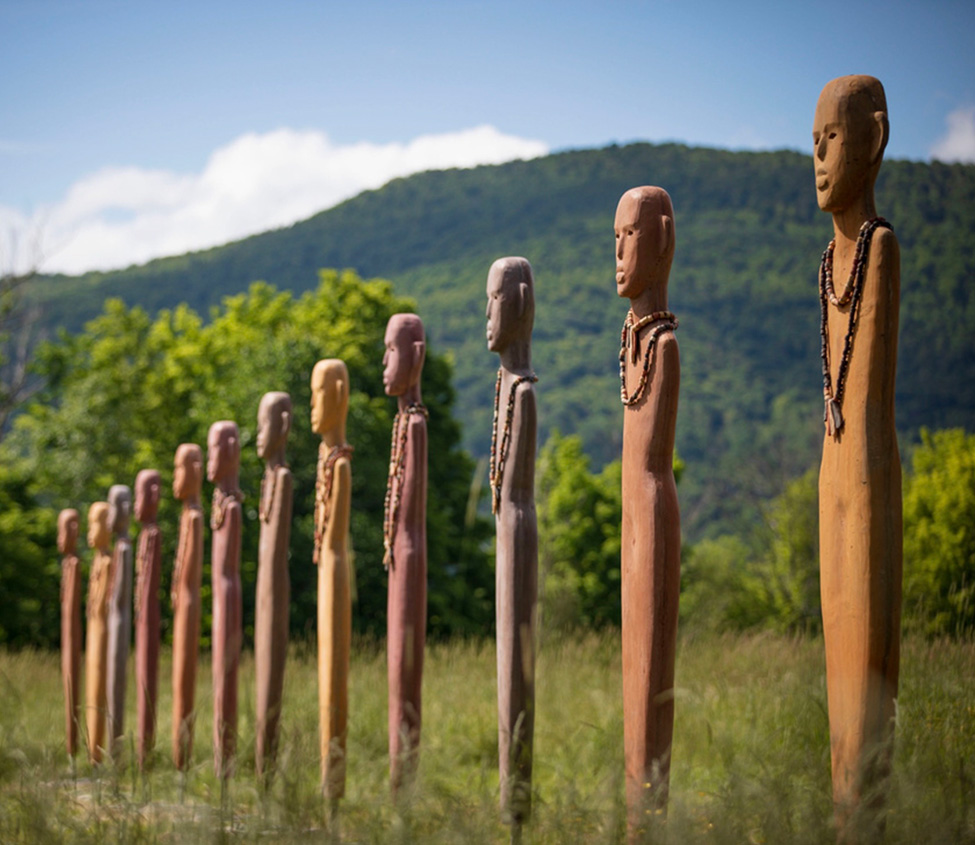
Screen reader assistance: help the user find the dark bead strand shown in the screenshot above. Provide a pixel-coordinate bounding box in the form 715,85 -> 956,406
489,369 -> 538,515
618,309 -> 679,406
313,442 -> 354,564
819,217 -> 892,434
382,403 -> 428,569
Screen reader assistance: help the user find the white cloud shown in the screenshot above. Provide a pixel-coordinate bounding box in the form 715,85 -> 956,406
5,126 -> 548,276
930,106 -> 975,164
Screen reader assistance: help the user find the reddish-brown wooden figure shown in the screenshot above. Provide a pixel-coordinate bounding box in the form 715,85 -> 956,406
311,360 -> 354,804
614,186 -> 681,834
486,257 -> 538,829
382,314 -> 428,794
255,391 -> 294,782
58,508 -> 82,762
208,420 -> 243,780
85,501 -> 112,764
133,469 -> 162,770
813,75 -> 902,838
106,484 -> 133,760
171,444 -> 204,771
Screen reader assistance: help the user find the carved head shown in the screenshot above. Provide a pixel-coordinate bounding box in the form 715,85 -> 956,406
207,421 -> 240,484
257,391 -> 292,460
173,443 -> 203,502
310,359 -> 349,435
813,75 -> 889,213
486,256 -> 534,354
382,314 -> 425,397
57,508 -> 80,555
87,501 -> 111,551
134,469 -> 161,523
107,485 -> 132,536
614,186 -> 675,302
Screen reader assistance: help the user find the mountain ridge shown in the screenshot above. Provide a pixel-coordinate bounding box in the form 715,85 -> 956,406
28,141 -> 975,539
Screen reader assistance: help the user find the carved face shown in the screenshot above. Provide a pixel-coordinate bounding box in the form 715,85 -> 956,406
207,424 -> 237,483
310,368 -> 330,434
173,446 -> 202,501
485,264 -> 520,353
812,87 -> 878,213
108,486 -> 131,535
257,395 -> 289,458
58,510 -> 79,555
87,503 -> 110,550
615,192 -> 659,300
134,471 -> 160,522
382,321 -> 414,397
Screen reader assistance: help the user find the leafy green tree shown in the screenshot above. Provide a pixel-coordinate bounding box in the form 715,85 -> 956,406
680,467 -> 819,634
903,428 -> 975,637
537,432 -> 622,631
0,464 -> 58,647
2,270 -> 492,646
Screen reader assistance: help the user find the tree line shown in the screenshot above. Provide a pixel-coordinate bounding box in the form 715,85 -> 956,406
3,269 -> 972,647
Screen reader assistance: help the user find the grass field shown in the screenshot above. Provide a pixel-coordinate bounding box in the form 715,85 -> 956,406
1,631 -> 973,843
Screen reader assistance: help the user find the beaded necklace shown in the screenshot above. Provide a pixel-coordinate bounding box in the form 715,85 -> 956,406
313,442 -> 354,564
489,368 -> 538,515
618,309 -> 678,406
210,486 -> 242,531
383,402 -> 428,569
819,217 -> 892,435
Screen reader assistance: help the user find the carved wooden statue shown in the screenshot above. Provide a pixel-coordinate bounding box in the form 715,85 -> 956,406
208,420 -> 243,779
813,75 -> 902,836
486,257 -> 539,827
106,484 -> 133,759
171,443 -> 204,770
85,501 -> 112,764
615,186 -> 681,834
382,314 -> 428,793
255,391 -> 294,781
58,508 -> 82,760
134,469 -> 162,770
311,360 -> 354,801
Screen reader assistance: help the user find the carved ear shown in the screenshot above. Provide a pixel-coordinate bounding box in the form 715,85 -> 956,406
335,378 -> 345,404
518,282 -> 529,318
280,409 -> 292,436
871,110 -> 889,166
411,340 -> 426,383
660,215 -> 674,259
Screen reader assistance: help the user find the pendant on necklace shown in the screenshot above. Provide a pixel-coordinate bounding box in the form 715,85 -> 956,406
825,397 -> 844,436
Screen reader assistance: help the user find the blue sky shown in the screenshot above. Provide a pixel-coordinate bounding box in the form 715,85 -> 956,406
2,0 -> 973,274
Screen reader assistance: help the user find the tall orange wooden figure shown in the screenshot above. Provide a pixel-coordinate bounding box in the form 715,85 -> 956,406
814,75 -> 902,838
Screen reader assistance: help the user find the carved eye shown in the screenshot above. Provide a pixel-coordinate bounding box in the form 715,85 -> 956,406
829,132 -> 837,140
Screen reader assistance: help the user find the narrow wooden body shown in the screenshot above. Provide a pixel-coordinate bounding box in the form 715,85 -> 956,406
171,506 -> 203,770
134,524 -> 161,768
494,375 -> 538,823
211,500 -> 242,779
317,456 -> 351,798
819,228 -> 902,825
387,412 -> 428,793
85,550 -> 112,763
620,331 -> 681,826
60,554 -> 82,757
255,466 -> 293,779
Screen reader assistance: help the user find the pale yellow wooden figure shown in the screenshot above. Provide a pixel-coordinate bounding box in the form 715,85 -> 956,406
311,359 -> 354,802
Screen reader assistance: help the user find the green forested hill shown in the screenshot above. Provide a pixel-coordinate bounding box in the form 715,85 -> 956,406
30,143 -> 975,539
